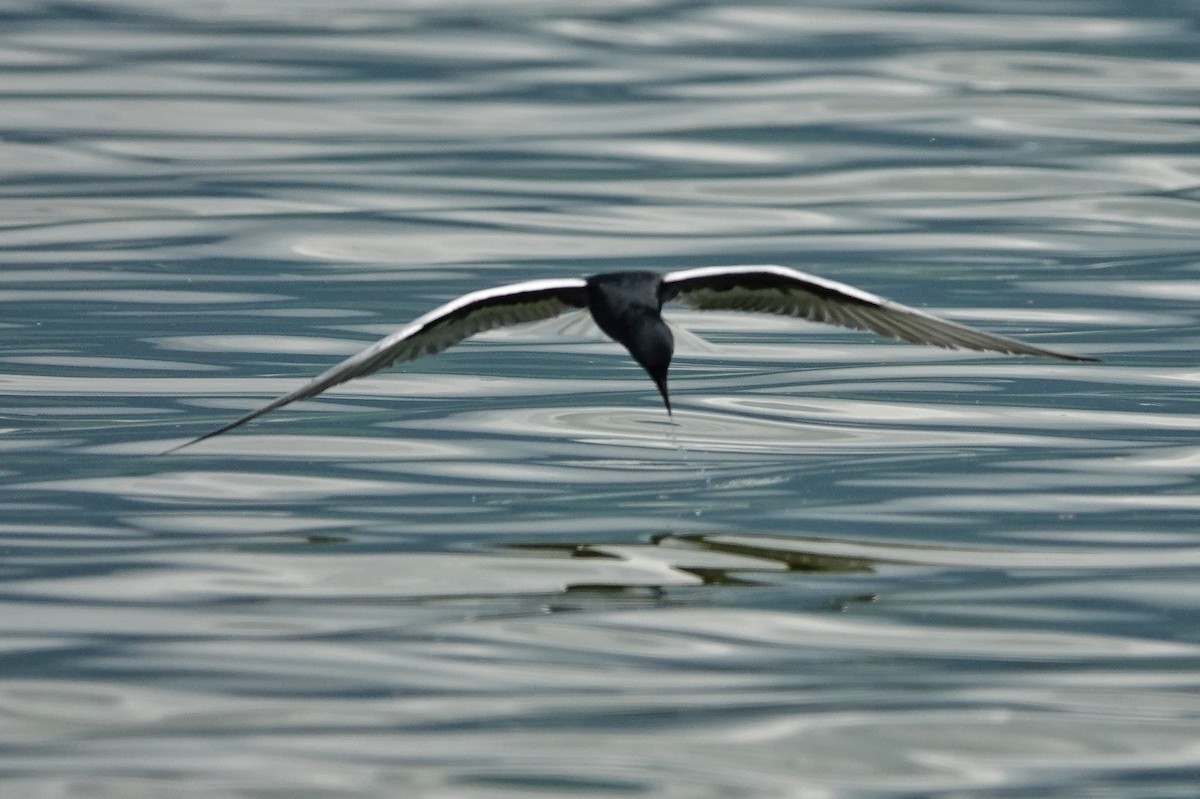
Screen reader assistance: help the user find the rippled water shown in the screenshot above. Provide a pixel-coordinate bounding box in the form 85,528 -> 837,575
4,1 -> 1200,797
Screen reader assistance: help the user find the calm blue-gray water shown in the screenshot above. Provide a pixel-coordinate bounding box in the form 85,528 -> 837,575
3,1 -> 1200,796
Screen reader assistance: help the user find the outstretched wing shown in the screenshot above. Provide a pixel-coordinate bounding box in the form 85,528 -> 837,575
662,265 -> 1096,362
166,277 -> 589,452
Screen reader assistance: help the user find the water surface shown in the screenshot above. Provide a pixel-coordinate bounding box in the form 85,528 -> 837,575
3,1 -> 1200,797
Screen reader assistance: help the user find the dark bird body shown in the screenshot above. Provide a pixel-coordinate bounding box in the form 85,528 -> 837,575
166,265 -> 1096,452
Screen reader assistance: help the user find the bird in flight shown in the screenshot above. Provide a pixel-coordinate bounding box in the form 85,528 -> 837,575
166,264 -> 1095,452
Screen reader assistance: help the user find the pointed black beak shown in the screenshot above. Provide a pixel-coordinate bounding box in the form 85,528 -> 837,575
607,319 -> 674,418
652,372 -> 672,417
633,322 -> 674,418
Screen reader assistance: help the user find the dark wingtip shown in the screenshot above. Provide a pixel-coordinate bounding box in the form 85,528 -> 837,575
161,424 -> 231,454
1037,349 -> 1100,363
161,406 -> 271,454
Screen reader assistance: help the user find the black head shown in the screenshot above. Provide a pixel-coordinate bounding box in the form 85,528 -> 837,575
586,272 -> 675,414
626,315 -> 674,414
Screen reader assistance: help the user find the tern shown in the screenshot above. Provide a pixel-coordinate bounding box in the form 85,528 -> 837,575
166,264 -> 1095,452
